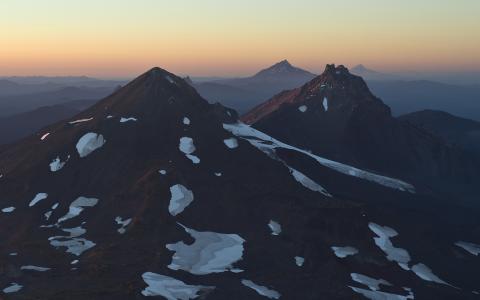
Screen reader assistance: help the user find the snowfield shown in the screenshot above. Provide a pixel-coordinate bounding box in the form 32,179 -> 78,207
76,132 -> 106,158
166,224 -> 245,275
223,123 -> 415,193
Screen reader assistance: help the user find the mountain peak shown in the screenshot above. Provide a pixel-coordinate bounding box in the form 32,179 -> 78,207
352,64 -> 368,72
322,64 -> 351,76
71,67 -> 232,125
242,63 -> 389,124
253,60 -> 315,78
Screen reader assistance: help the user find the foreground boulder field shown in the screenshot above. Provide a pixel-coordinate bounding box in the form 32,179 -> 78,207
0,67 -> 479,299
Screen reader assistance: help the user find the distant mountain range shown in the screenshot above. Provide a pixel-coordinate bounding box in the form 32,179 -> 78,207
399,110 -> 480,155
193,60 -> 316,113
191,62 -> 480,121
0,85 -> 118,118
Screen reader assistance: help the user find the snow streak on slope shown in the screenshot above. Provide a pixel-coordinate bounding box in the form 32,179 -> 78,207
455,241 -> 480,256
349,286 -> 414,300
368,223 -> 411,270
141,272 -> 214,299
223,122 -> 415,193
241,279 -> 281,299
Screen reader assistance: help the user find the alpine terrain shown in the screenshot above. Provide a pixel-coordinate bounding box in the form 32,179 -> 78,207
243,64 -> 480,204
0,67 -> 479,300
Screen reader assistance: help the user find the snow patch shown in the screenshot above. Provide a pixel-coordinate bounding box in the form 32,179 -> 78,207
241,279 -> 281,299
179,137 -> 200,164
69,117 -> 93,125
115,216 -> 132,234
298,105 -> 307,112
268,220 -> 282,236
223,137 -> 239,149
294,256 -> 305,267
3,283 -> 23,294
323,97 -> 328,111
288,166 -> 331,197
76,132 -> 106,158
29,193 -> 48,207
183,117 -> 191,125
57,197 -> 99,224
2,207 -> 15,213
49,225 -> 95,256
350,286 -> 414,300
49,156 -> 69,172
223,123 -> 415,193
351,273 -> 392,291
40,132 -> 50,140
368,223 -> 411,270
411,263 -> 450,286
169,184 -> 194,216
141,272 -> 214,299
159,169 -> 167,175
332,246 -> 359,258
120,117 -> 137,123
166,224 -> 245,275
455,241 -> 480,256
165,76 -> 176,84
21,265 -> 50,272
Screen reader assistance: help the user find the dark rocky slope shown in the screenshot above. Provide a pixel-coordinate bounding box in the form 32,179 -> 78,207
0,67 -> 479,299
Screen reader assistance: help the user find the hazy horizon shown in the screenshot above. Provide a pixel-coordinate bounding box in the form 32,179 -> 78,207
1,0 -> 479,77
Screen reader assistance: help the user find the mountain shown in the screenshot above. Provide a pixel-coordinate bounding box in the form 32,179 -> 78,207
1,67 -> 479,299
350,65 -> 398,81
1,76 -> 127,88
195,60 -> 317,114
0,86 -> 116,118
243,64 -> 480,203
365,80 -> 480,121
0,104 -> 81,145
0,79 -> 63,96
0,99 -> 99,146
399,110 -> 480,154
252,59 -> 317,79
193,82 -> 266,113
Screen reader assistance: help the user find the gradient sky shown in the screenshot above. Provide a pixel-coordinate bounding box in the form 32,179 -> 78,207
1,0 -> 479,77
